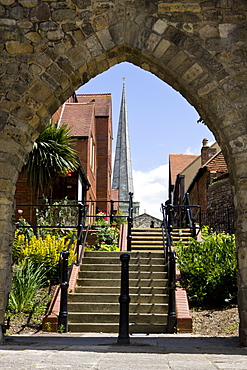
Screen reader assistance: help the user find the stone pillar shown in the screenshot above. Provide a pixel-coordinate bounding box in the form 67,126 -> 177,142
235,192 -> 247,346
0,197 -> 14,344
229,147 -> 247,346
0,121 -> 33,343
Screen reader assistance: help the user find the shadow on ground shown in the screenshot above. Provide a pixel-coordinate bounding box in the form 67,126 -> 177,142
2,334 -> 246,356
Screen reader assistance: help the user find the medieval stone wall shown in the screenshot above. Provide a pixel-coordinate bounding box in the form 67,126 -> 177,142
207,177 -> 234,211
0,0 -> 247,344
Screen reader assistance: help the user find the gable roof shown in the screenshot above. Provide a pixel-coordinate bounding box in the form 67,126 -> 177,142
53,93 -> 112,136
169,154 -> 199,185
58,102 -> 95,137
187,150 -> 228,192
203,150 -> 228,172
76,94 -> 112,117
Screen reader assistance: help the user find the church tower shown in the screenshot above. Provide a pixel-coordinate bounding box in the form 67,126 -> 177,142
112,80 -> 139,215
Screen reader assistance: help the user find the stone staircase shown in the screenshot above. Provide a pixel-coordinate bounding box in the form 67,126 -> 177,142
68,251 -> 169,334
131,227 -> 192,253
131,228 -> 163,252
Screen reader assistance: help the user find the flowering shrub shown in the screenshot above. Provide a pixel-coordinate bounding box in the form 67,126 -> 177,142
94,211 -> 109,226
92,211 -> 120,251
13,233 -> 76,283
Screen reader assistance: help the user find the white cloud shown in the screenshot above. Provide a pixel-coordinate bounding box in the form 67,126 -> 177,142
185,147 -> 196,155
185,139 -> 216,156
133,164 -> 169,219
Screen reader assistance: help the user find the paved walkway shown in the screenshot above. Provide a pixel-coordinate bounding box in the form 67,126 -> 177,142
0,333 -> 247,369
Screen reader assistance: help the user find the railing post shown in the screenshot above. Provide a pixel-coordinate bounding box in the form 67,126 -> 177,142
110,200 -> 114,225
76,202 -> 83,265
117,253 -> 130,345
127,192 -> 133,252
167,251 -> 177,333
58,250 -> 69,333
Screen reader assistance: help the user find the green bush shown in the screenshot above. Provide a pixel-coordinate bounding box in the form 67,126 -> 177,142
7,261 -> 47,313
176,227 -> 237,307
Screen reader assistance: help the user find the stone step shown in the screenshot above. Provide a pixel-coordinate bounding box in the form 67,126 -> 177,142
132,233 -> 163,238
132,240 -> 163,245
81,257 -> 165,265
68,323 -> 167,334
74,286 -> 168,295
68,302 -> 168,314
78,270 -> 167,280
84,251 -> 164,258
69,312 -> 167,324
131,247 -> 164,253
80,263 -> 166,272
132,228 -> 162,233
76,278 -> 168,287
68,293 -> 168,303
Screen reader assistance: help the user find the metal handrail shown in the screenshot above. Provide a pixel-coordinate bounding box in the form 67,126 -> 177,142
161,203 -> 176,333
164,203 -> 201,237
58,203 -> 89,332
127,192 -> 133,251
183,193 -> 199,238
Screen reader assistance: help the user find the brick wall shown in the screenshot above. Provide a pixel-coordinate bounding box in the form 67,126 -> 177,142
15,172 -> 36,225
95,116 -> 112,215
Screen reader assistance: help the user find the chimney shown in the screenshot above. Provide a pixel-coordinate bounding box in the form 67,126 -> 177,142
201,138 -> 217,166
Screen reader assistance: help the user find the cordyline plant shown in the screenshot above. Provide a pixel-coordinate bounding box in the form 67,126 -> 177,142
23,121 -> 79,195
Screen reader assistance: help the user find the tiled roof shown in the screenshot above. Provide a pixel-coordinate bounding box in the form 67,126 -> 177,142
169,154 -> 199,185
203,150 -> 228,172
76,94 -> 111,117
58,103 -> 94,137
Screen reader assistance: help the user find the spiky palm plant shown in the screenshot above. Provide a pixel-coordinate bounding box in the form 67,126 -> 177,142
24,122 -> 79,194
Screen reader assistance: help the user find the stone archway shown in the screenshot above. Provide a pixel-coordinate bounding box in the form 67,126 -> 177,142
1,0 -> 247,344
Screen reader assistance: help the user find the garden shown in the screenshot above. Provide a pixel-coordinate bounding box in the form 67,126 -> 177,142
175,226 -> 239,335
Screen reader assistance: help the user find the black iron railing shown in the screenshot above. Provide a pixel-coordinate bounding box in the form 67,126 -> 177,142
163,200 -> 201,238
183,193 -> 199,238
127,192 -> 133,251
161,203 -> 176,333
117,253 -> 130,345
58,207 -> 89,332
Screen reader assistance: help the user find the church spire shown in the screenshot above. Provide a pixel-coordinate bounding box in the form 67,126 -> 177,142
112,79 -> 134,205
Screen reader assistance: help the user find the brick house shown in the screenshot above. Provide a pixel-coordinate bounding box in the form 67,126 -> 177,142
15,93 -> 117,224
169,139 -> 234,233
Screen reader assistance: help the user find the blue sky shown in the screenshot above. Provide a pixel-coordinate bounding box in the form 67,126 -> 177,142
77,62 -> 215,218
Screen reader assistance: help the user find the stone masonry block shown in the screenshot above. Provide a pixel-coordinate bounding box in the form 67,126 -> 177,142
5,40 -> 33,54
145,32 -> 162,53
97,28 -> 115,50
182,63 -> 203,83
158,2 -> 201,13
153,38 -> 171,59
152,19 -> 168,34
